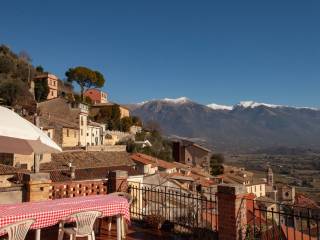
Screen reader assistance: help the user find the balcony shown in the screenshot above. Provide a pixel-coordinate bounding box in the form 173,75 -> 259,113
3,172 -> 319,240
25,220 -> 187,240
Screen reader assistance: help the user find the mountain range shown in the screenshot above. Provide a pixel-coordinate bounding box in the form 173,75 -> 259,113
128,97 -> 320,153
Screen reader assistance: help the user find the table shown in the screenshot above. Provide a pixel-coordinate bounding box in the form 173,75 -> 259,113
0,194 -> 130,240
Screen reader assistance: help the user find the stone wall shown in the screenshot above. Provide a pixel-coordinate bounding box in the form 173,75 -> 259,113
0,185 -> 24,204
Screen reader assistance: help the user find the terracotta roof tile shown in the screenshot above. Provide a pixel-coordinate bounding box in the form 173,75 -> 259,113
0,164 -> 29,175
40,151 -> 134,171
46,165 -> 139,182
294,193 -> 320,209
130,153 -> 176,170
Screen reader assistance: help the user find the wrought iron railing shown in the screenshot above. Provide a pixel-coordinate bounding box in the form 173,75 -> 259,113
127,181 -> 218,234
244,197 -> 320,240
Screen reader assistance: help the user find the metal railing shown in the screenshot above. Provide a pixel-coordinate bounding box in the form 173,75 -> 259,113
245,197 -> 320,240
127,181 -> 218,234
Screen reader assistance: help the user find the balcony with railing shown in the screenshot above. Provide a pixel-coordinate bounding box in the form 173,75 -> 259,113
3,170 -> 320,240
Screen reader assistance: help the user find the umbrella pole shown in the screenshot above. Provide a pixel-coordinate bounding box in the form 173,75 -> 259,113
34,153 -> 40,173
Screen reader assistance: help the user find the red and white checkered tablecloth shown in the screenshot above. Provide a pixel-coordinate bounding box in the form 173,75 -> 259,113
0,195 -> 130,230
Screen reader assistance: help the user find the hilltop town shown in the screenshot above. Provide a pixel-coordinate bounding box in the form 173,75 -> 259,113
1,44 -> 319,239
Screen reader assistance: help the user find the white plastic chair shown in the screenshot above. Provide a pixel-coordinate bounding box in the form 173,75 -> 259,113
58,210 -> 102,240
106,192 -> 132,237
0,219 -> 35,240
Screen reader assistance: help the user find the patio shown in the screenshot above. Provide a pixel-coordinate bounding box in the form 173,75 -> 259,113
25,220 -> 189,240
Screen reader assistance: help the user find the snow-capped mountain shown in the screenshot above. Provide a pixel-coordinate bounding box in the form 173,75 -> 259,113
206,103 -> 233,111
236,101 -> 283,109
128,98 -> 320,152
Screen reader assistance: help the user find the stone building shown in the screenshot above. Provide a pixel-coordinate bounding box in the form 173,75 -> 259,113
172,139 -> 211,171
90,102 -> 130,120
33,73 -> 58,100
223,165 -> 266,197
37,98 -> 91,148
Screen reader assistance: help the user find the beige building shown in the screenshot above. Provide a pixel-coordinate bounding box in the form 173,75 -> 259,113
223,165 -> 267,198
62,127 -> 79,147
86,121 -> 105,146
33,73 -> 58,100
119,106 -> 130,118
90,103 -> 130,120
37,98 -> 92,148
246,183 -> 266,198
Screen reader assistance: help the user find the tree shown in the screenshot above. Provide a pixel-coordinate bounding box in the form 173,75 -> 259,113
210,153 -> 225,176
131,116 -> 142,126
0,81 -> 25,106
34,79 -> 49,102
120,116 -> 133,132
0,56 -> 15,74
36,65 -> 44,73
18,51 -> 32,63
144,120 -> 162,133
65,66 -> 105,101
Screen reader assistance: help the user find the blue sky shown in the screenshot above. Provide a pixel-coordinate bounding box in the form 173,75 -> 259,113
1,1 -> 319,107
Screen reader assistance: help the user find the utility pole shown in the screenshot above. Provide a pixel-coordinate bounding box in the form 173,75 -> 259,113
33,113 -> 40,173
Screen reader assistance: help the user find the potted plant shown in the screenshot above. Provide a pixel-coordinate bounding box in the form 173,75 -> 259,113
143,214 -> 165,230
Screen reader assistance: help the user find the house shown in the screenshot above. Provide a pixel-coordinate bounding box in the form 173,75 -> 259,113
84,88 -> 108,104
130,153 -> 158,175
172,139 -> 211,171
86,120 -> 105,146
90,102 -> 130,119
37,98 -> 95,148
130,153 -> 177,175
33,73 -> 58,100
256,196 -> 278,221
223,165 -> 266,197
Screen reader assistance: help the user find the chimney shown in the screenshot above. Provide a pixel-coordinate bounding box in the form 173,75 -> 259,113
69,164 -> 76,180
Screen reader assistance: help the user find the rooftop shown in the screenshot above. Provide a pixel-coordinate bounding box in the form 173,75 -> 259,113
46,166 -> 139,182
130,153 -> 177,170
41,151 -> 134,171
0,164 -> 29,175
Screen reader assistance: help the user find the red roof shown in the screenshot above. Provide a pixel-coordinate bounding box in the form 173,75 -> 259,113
294,193 -> 320,209
130,153 -> 176,170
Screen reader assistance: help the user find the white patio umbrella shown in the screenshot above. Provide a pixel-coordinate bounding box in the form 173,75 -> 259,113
0,106 -> 62,155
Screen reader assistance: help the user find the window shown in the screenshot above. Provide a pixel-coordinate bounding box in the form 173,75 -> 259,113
66,129 -> 69,137
74,130 -> 76,138
87,133 -> 89,136
81,129 -> 83,136
47,132 -> 51,138
80,116 -> 83,126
